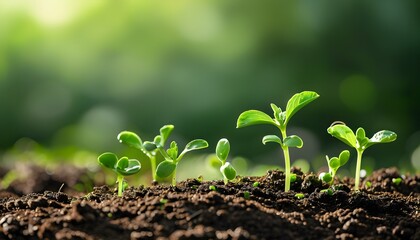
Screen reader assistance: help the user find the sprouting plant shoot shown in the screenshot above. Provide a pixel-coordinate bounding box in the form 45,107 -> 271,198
327,122 -> 397,191
145,138 -> 208,186
236,91 -> 319,192
319,150 -> 350,185
97,152 -> 141,197
216,138 -> 237,184
118,125 -> 174,182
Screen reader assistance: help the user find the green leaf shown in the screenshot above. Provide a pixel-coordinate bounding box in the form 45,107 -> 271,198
262,135 -> 282,145
143,141 -> 157,151
180,139 -> 209,155
356,128 -> 369,148
327,124 -> 357,148
365,130 -> 397,148
160,125 -> 174,145
220,162 -> 236,180
339,150 -> 350,166
319,172 -> 332,183
283,135 -> 303,148
117,131 -> 143,149
236,110 -> 276,128
98,152 -> 118,169
328,157 -> 340,170
153,136 -> 163,147
156,160 -> 176,178
270,103 -> 283,123
166,141 -> 178,160
216,138 -> 230,162
285,91 -> 319,125
116,157 -> 141,176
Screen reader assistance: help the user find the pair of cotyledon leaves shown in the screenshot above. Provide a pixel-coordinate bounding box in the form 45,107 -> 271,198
216,138 -> 236,181
327,124 -> 397,151
236,91 -> 320,148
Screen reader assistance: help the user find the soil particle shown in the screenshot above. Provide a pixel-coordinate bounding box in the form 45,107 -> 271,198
0,168 -> 418,239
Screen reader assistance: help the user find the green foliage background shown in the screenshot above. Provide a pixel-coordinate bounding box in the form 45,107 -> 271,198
0,1 -> 419,179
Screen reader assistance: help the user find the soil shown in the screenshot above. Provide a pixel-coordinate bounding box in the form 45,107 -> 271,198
0,167 -> 418,240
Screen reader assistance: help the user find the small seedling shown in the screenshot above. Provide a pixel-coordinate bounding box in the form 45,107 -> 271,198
243,191 -> 250,199
365,181 -> 372,188
295,193 -> 305,199
146,138 -> 208,186
253,181 -> 260,187
215,138 -> 237,184
319,150 -> 350,185
118,125 -> 174,182
327,122 -> 397,191
237,91 -> 319,192
392,177 -> 402,186
320,188 -> 333,196
97,152 -> 141,197
209,185 -> 217,191
290,173 -> 297,183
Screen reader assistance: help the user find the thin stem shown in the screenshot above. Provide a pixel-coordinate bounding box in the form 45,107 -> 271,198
354,149 -> 363,191
150,155 -> 157,181
171,166 -> 177,186
117,175 -> 124,197
280,128 -> 291,192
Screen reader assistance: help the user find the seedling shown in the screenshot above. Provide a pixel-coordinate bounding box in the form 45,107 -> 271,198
118,125 -> 174,181
97,152 -> 141,197
295,193 -> 305,199
209,185 -> 217,191
237,91 -> 319,192
319,150 -> 350,185
215,138 -> 237,184
243,191 -> 250,199
327,122 -> 397,191
146,138 -> 208,186
392,177 -> 402,186
253,181 -> 260,187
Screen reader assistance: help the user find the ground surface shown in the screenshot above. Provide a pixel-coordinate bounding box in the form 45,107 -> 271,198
0,167 -> 418,240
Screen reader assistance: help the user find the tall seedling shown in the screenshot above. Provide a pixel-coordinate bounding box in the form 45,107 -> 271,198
237,91 -> 319,192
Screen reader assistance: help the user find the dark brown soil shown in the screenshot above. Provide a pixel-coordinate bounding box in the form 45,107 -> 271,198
0,167 -> 419,240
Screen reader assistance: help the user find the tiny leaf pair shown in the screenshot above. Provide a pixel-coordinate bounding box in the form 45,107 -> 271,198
118,125 -> 174,181
237,91 -> 319,192
146,138 -> 209,186
98,152 -> 141,196
327,123 -> 397,190
319,150 -> 350,185
215,138 -> 237,184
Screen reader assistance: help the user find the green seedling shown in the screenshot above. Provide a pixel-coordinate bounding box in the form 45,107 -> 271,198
327,122 -> 397,191
146,138 -> 208,186
295,193 -> 305,199
319,150 -> 350,185
118,125 -> 174,182
365,181 -> 372,188
209,185 -> 217,191
97,152 -> 141,197
243,191 -> 250,199
216,138 -> 237,184
392,177 -> 402,186
237,91 -> 319,192
253,181 -> 260,188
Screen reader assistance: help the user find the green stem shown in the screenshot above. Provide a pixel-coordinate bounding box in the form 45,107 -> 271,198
354,149 -> 364,191
117,175 -> 124,197
171,166 -> 177,186
280,128 -> 291,192
150,155 -> 157,181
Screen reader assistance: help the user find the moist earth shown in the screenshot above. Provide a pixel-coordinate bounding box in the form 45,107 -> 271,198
0,167 -> 418,240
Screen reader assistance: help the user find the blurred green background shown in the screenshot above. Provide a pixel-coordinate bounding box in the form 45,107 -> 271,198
0,1 -> 419,185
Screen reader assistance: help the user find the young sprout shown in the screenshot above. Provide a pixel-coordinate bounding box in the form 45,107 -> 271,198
118,125 -> 174,182
295,193 -> 305,199
146,138 -> 208,186
216,138 -> 237,184
327,123 -> 397,191
392,177 -> 402,186
97,152 -> 141,197
319,150 -> 350,185
237,91 -> 319,192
